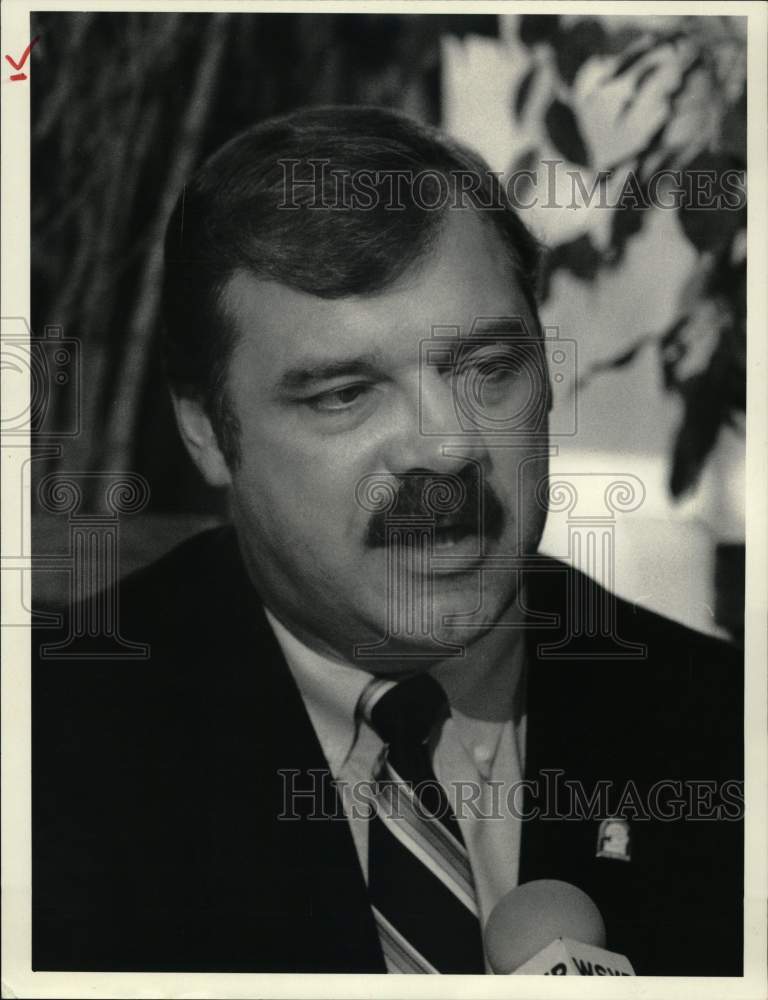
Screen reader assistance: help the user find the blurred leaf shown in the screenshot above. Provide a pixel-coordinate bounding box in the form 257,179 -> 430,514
605,120 -> 666,177
666,313 -> 743,497
554,19 -> 610,86
721,328 -> 746,412
707,254 -> 746,332
634,61 -> 660,91
679,203 -> 743,255
544,99 -> 590,166
513,65 -> 537,120
659,317 -> 689,391
700,292 -> 745,412
607,197 -> 647,266
719,84 -> 746,160
539,233 -> 601,300
610,43 -> 654,80
660,317 -> 688,351
600,340 -> 648,369
666,54 -> 705,107
509,146 -> 539,174
619,63 -> 660,117
669,376 -> 724,497
678,152 -> 746,254
635,122 -> 669,181
608,31 -> 684,80
573,332 -> 656,394
668,328 -> 736,497
518,15 -> 560,48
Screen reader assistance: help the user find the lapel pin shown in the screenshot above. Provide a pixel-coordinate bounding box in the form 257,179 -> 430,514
596,818 -> 631,862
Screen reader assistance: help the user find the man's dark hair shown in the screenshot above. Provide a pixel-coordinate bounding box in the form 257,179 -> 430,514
162,105 -> 542,467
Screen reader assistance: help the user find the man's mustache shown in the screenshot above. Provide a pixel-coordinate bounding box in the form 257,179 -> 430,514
364,467 -> 505,548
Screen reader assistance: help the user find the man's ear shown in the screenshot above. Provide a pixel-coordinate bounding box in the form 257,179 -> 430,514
170,392 -> 232,488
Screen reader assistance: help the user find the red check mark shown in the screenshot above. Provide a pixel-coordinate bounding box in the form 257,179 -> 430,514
5,35 -> 40,80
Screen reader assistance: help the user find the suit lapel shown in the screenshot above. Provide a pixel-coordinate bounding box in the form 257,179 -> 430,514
518,559 -> 661,967
190,530 -> 385,972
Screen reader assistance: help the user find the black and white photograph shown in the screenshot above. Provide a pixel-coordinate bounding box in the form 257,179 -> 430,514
2,1 -> 766,996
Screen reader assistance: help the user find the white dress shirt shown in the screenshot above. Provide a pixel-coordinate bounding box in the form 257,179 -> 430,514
264,609 -> 528,929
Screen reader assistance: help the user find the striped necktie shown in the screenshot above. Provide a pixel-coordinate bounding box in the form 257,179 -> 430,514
360,674 -> 486,974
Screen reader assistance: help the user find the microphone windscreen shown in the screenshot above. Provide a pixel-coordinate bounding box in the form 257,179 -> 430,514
484,879 -> 607,974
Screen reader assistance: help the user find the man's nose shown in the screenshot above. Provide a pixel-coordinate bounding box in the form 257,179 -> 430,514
381,372 -> 482,475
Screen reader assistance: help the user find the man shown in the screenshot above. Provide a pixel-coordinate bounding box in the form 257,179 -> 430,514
32,106 -> 743,976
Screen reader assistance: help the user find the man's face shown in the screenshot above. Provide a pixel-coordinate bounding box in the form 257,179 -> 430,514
220,210 -> 549,667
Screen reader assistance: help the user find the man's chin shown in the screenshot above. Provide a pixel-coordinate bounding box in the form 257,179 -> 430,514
346,576 -> 517,668
429,587 -> 516,644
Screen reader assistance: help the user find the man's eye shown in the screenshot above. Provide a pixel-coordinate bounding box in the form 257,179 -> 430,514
456,350 -> 524,382
309,384 -> 368,412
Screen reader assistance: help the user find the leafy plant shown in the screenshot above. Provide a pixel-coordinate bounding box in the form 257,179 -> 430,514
515,14 -> 746,498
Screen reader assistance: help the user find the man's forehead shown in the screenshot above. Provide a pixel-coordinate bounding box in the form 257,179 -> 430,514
221,210 -> 533,373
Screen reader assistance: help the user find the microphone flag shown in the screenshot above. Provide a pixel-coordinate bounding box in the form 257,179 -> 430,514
513,937 -> 635,976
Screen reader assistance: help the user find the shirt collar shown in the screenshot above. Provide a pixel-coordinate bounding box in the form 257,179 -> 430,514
431,637 -> 526,779
264,609 -> 372,774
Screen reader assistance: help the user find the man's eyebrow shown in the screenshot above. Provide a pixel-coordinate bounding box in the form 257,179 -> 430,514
276,354 -> 383,393
466,316 -> 531,337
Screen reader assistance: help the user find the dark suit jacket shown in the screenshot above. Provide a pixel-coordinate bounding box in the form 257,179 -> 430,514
32,527 -> 743,975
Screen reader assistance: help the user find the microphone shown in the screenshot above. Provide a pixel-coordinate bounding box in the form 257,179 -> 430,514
484,879 -> 635,975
